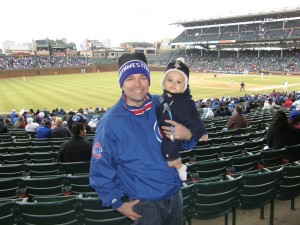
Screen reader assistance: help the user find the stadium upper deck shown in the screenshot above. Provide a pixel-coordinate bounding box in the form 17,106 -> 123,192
170,7 -> 300,50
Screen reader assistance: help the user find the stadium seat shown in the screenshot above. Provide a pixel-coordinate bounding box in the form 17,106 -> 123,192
285,144 -> 300,163
179,149 -> 193,164
208,137 -> 231,146
187,158 -> 231,180
260,149 -> 287,167
269,162 -> 300,210
27,152 -> 58,164
14,198 -> 78,225
20,175 -> 67,198
230,134 -> 250,143
243,138 -> 264,152
8,147 -> 29,154
77,195 -> 132,225
0,200 -> 15,225
0,164 -> 26,178
30,145 -> 58,153
0,142 -> 14,148
66,174 -> 95,195
0,177 -> 21,199
192,175 -> 242,225
0,152 -> 28,163
59,161 -> 90,175
192,146 -> 220,162
25,162 -> 60,176
235,168 -> 282,225
182,183 -> 193,225
207,131 -> 222,138
219,143 -> 245,157
230,152 -> 262,173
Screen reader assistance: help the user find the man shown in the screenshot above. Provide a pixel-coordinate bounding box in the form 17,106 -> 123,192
0,117 -> 8,133
240,81 -> 245,91
58,122 -> 92,162
35,120 -> 52,138
25,117 -> 39,132
89,52 -> 195,225
225,104 -> 248,130
283,81 -> 288,91
50,117 -> 71,138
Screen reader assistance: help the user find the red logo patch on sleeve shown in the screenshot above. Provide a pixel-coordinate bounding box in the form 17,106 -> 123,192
93,142 -> 103,159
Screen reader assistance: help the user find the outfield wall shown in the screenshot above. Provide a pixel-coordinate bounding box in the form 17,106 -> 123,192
0,65 -> 165,79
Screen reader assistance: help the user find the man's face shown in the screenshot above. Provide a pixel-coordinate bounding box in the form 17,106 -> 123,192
122,74 -> 149,107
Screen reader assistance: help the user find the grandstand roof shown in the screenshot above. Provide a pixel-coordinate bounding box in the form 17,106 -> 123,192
171,7 -> 300,27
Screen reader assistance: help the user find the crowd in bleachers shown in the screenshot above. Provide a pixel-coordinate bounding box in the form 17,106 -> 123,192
1,49 -> 300,74
149,49 -> 300,74
0,56 -> 93,70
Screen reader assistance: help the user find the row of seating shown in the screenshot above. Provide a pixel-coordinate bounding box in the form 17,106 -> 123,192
183,162 -> 300,225
0,173 -> 93,200
1,162 -> 299,225
0,146 -> 60,155
181,143 -> 300,165
0,193 -> 131,225
0,151 -> 59,165
0,161 -> 90,178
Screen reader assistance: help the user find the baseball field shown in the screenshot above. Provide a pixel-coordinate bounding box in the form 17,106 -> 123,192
1,71 -> 300,114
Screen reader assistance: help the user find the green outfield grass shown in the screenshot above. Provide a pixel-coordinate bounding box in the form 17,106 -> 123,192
1,72 -> 300,113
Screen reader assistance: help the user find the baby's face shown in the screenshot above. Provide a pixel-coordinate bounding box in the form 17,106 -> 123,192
164,71 -> 185,94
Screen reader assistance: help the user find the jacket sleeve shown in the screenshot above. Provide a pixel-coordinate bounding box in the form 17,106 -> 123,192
89,125 -> 124,209
180,100 -> 207,148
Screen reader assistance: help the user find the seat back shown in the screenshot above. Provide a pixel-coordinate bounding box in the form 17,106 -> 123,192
236,169 -> 282,225
192,176 -> 242,225
187,158 -> 231,180
0,164 -> 25,178
15,198 -> 78,225
77,195 -> 132,225
66,174 -> 95,195
20,175 -> 67,197
274,163 -> 300,210
219,143 -> 244,157
0,200 -> 15,225
25,162 -> 60,176
181,184 -> 194,225
285,144 -> 300,163
231,152 -> 262,173
192,147 -> 220,162
0,177 -> 21,199
60,161 -> 90,174
261,149 -> 286,167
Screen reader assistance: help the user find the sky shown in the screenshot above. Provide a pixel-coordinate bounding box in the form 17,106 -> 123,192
1,0 -> 300,49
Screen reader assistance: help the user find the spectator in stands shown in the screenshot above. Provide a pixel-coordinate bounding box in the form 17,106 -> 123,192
35,121 -> 52,139
221,106 -> 232,116
224,105 -> 248,131
25,117 -> 39,132
283,97 -> 293,108
88,115 -> 99,128
262,98 -> 281,110
4,118 -> 13,129
290,97 -> 300,111
156,60 -> 208,180
204,107 -> 214,119
266,110 -> 298,149
58,122 -> 92,162
0,117 -> 8,133
10,110 -> 17,120
50,117 -> 71,138
90,52 -> 194,224
14,116 -> 25,128
289,110 -> 300,134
